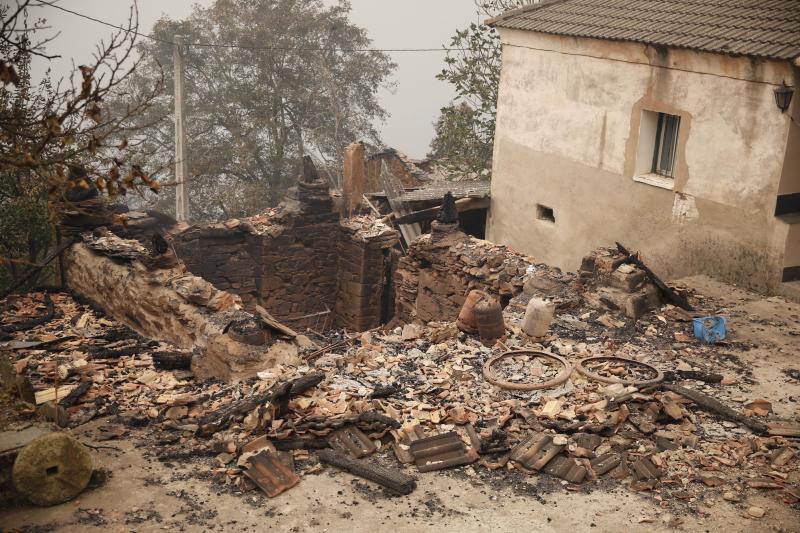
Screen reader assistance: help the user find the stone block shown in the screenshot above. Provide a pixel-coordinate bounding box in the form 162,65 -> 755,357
610,268 -> 646,292
625,293 -> 652,321
594,254 -> 625,274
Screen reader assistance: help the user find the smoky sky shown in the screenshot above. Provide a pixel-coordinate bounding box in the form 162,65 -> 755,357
27,0 -> 479,159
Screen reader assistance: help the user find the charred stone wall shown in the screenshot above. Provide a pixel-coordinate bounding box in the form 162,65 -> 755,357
335,218 -> 399,331
173,224 -> 259,308
394,221 -> 531,323
251,182 -> 340,328
173,180 -> 399,331
62,231 -> 300,381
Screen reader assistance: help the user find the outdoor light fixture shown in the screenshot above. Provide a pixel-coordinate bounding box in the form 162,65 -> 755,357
774,81 -> 794,113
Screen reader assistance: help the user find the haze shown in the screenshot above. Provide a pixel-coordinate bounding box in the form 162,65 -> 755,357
28,0 -> 479,159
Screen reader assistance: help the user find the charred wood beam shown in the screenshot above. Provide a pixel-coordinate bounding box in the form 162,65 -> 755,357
394,197 -> 491,226
151,350 -> 192,370
368,384 -> 401,400
196,373 -> 325,437
663,370 -> 723,383
663,383 -> 768,434
59,379 -> 92,407
616,242 -> 694,311
317,449 -> 416,495
273,438 -> 330,452
291,411 -> 400,433
86,343 -> 141,359
272,372 -> 326,418
0,294 -> 56,333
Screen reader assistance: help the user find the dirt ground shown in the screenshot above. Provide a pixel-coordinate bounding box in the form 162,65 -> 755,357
2,275 -> 799,532
2,431 -> 797,533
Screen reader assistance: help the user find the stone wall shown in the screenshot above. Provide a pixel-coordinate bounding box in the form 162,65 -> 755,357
251,181 -> 340,329
394,221 -> 532,323
173,179 -> 399,332
173,223 -> 259,307
63,231 -> 300,381
173,179 -> 340,329
335,217 -> 399,331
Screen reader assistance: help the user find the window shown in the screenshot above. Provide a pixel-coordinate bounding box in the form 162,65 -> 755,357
634,110 -> 681,189
651,113 -> 680,177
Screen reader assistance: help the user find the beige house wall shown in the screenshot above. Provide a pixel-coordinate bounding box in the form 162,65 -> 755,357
487,29 -> 798,293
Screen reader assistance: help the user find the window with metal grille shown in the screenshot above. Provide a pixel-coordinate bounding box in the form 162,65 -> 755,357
651,112 -> 680,177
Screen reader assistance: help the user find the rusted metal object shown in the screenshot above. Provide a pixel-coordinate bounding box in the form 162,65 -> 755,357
509,434 -> 565,471
243,451 -> 299,498
483,350 -> 572,391
328,426 -> 377,458
474,298 -> 505,341
456,290 -> 488,334
575,356 -> 664,386
409,432 -> 478,472
317,449 -> 416,495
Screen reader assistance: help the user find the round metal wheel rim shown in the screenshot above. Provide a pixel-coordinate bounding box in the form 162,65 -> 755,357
483,350 -> 572,391
575,356 -> 664,386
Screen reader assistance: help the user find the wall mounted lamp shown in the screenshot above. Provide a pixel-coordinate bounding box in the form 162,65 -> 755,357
774,81 -> 794,113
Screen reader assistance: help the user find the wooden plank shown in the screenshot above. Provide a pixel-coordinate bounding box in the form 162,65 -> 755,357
34,384 -> 77,405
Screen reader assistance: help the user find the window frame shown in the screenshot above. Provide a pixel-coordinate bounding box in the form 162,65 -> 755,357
632,108 -> 683,190
651,112 -> 681,178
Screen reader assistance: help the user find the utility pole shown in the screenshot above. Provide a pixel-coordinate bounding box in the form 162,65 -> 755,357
173,35 -> 189,221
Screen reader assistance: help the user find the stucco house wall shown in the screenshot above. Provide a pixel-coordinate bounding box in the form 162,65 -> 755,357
487,29 -> 798,293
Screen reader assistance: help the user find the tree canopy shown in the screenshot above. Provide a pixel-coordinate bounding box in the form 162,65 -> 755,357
430,0 -> 532,178
115,0 -> 396,221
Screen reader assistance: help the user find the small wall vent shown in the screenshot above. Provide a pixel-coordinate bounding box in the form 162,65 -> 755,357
536,204 -> 555,223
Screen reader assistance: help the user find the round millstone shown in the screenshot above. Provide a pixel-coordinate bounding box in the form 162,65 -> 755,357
12,432 -> 93,506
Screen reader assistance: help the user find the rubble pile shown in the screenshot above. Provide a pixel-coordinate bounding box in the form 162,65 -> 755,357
61,230 -> 301,381
2,255 -> 798,518
394,220 -> 565,323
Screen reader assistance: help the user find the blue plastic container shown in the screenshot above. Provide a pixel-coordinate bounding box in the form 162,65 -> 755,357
693,316 -> 727,344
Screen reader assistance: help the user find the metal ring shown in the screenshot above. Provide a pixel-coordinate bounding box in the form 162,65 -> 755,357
483,350 -> 572,391
575,356 -> 664,386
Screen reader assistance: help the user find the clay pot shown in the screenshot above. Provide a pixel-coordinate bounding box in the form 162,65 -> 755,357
474,298 -> 505,341
457,290 -> 488,333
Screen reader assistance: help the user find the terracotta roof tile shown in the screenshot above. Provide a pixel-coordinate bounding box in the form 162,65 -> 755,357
488,0 -> 800,60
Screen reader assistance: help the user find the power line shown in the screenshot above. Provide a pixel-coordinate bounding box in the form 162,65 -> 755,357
45,2 -> 468,53
44,2 -> 173,45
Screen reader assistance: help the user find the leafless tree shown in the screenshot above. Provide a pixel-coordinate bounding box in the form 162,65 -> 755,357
0,0 -> 165,291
